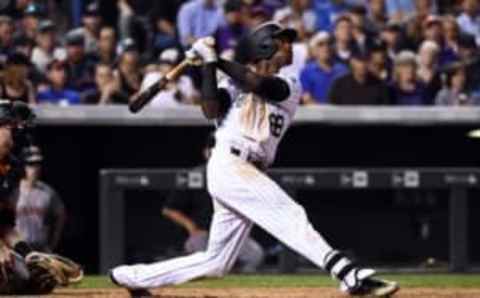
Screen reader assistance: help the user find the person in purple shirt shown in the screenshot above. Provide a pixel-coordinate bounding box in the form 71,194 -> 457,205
389,51 -> 430,105
215,0 -> 248,53
300,31 -> 348,104
37,60 -> 81,105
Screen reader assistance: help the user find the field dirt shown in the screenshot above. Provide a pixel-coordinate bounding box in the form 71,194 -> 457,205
50,287 -> 480,298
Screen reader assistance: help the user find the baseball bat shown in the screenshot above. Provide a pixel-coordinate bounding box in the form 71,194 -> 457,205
128,59 -> 191,113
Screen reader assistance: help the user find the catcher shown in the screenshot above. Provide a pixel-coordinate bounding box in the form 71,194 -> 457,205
0,100 -> 83,295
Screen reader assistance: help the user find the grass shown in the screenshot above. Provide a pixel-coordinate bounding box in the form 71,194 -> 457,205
73,274 -> 480,289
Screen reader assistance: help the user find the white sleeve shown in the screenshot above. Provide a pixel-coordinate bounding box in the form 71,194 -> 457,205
218,77 -> 239,102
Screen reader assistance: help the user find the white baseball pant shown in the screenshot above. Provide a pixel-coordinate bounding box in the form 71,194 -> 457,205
112,148 -> 334,289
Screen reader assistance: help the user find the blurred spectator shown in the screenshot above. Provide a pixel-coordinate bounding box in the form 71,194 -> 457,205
417,40 -> 442,100
333,15 -> 355,64
314,0 -> 351,30
216,0 -> 248,53
141,48 -> 198,107
423,15 -> 458,65
13,145 -> 66,252
385,0 -> 415,22
368,0 -> 388,32
435,62 -> 479,105
0,16 -> 14,59
0,0 -> 34,20
31,20 -> 65,74
0,52 -> 35,103
114,39 -> 142,101
368,40 -> 390,81
456,0 -> 480,46
443,15 -> 461,55
300,31 -> 348,104
150,14 -> 179,58
457,34 -> 480,93
64,30 -> 97,93
83,63 -> 127,104
19,2 -> 45,40
37,59 -> 81,105
12,34 -> 35,58
247,5 -> 271,29
177,0 -> 224,47
390,50 -> 430,105
380,21 -> 403,59
328,51 -> 391,104
349,5 -> 376,53
96,26 -> 117,65
273,0 -> 317,40
70,1 -> 102,54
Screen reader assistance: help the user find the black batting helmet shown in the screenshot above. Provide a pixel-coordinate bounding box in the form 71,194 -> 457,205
239,22 -> 297,63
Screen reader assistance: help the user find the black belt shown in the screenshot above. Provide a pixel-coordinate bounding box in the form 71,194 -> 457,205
230,147 -> 264,170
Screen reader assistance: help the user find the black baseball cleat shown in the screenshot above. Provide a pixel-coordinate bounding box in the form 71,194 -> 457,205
348,277 -> 399,297
109,270 -> 153,298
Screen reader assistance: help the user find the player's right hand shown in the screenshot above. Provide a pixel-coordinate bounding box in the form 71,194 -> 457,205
191,37 -> 217,63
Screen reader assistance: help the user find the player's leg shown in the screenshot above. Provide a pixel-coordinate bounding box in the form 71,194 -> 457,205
236,237 -> 264,273
111,200 -> 253,289
207,154 -> 398,296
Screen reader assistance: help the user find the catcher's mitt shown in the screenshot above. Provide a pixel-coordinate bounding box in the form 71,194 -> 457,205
26,252 -> 83,292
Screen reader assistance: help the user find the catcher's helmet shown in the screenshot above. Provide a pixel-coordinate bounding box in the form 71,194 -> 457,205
241,22 -> 297,63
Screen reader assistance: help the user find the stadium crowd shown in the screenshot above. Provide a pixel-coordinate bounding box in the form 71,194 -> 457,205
0,0 -> 478,106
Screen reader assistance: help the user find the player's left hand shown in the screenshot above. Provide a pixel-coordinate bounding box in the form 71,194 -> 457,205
0,244 -> 13,287
191,37 -> 217,63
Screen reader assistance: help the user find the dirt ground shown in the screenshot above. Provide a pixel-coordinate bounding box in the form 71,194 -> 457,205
49,287 -> 480,298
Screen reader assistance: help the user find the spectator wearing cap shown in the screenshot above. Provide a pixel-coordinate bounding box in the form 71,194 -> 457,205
0,52 -> 35,103
12,34 -> 35,58
177,0 -> 224,47
12,145 -> 66,252
313,0 -> 351,31
368,40 -> 391,81
114,39 -> 142,101
31,20 -> 66,74
19,2 -> 45,41
328,50 -> 391,104
96,26 -> 117,65
457,0 -> 480,46
300,31 -> 348,104
215,0 -> 248,53
417,40 -> 442,100
457,34 -> 480,93
37,59 -> 81,105
70,1 -> 102,54
389,50 -> 430,105
273,0 -> 317,40
64,30 -> 97,94
0,16 -> 14,58
82,63 -> 127,104
332,15 -> 356,64
368,0 -> 388,32
139,48 -> 199,108
435,62 -> 479,105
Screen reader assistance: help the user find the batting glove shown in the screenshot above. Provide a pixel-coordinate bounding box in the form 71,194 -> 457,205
191,37 -> 217,63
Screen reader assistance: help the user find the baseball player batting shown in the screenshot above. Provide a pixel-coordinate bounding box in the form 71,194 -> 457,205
111,22 -> 399,297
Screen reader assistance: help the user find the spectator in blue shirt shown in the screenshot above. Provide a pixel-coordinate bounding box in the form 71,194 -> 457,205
177,0 -> 225,47
300,31 -> 349,104
313,0 -> 351,31
37,60 -> 81,105
385,0 -> 415,22
389,51 -> 429,105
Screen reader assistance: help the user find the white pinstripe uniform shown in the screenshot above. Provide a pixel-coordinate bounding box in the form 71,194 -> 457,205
112,71 -> 360,291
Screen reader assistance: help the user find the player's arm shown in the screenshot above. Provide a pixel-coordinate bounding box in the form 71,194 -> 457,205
216,58 -> 290,102
162,208 -> 203,236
